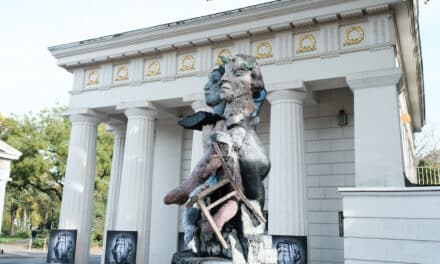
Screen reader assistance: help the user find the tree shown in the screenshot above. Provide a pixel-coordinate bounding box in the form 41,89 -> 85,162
415,126 -> 440,167
1,106 -> 114,247
415,126 -> 440,185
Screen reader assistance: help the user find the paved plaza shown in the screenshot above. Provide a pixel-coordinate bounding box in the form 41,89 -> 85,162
0,241 -> 101,264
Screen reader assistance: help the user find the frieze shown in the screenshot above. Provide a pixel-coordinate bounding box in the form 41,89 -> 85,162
77,15 -> 393,90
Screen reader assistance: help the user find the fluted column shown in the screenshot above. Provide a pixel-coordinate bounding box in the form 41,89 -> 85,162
190,100 -> 211,171
59,114 -> 100,264
101,123 -> 126,264
267,89 -> 308,236
115,107 -> 157,264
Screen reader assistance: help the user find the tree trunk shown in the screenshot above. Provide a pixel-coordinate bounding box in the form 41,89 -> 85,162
9,204 -> 17,236
22,208 -> 27,232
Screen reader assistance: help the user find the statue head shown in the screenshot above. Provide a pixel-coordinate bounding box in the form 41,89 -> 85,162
204,65 -> 225,106
112,235 -> 133,263
219,54 -> 265,127
220,54 -> 264,102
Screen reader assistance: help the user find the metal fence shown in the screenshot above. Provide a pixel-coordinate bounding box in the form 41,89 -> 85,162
417,167 -> 440,185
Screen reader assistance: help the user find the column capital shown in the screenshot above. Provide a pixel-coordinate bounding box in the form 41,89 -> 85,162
106,118 -> 127,136
266,80 -> 305,92
124,108 -> 158,119
69,114 -> 100,125
347,68 -> 402,91
266,89 -> 307,104
191,99 -> 211,112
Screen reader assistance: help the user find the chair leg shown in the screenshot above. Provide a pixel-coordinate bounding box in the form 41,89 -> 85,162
197,199 -> 229,250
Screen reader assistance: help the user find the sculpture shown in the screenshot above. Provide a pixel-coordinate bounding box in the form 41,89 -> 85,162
165,54 -> 271,262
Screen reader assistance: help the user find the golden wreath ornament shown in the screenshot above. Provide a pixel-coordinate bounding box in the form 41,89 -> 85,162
115,65 -> 129,81
179,55 -> 195,71
255,42 -> 272,59
297,34 -> 316,53
344,26 -> 364,46
86,70 -> 100,86
146,61 -> 161,77
216,48 -> 232,65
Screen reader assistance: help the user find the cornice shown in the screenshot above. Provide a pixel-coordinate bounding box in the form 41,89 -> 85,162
48,0 -> 397,68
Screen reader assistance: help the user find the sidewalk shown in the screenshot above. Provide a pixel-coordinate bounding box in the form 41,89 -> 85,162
0,240 -> 102,260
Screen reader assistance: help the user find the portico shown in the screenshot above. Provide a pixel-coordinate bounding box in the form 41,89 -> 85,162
49,0 -> 430,263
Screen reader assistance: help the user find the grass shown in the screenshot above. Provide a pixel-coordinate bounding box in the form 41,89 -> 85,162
0,231 -> 30,244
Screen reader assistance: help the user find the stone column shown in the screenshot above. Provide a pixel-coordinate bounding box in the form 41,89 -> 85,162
114,107 -> 157,264
267,89 -> 308,236
101,123 -> 126,264
58,114 -> 99,264
189,100 -> 211,171
149,119 -> 183,263
347,68 -> 404,187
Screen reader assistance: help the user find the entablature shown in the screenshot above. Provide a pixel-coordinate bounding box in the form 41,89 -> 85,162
65,8 -> 395,93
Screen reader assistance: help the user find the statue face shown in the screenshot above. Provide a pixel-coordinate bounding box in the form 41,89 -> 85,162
220,57 -> 252,102
54,233 -> 72,260
112,236 -> 132,263
204,70 -> 223,106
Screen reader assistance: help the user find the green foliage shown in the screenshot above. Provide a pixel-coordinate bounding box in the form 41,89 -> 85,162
31,230 -> 49,249
0,106 -> 114,247
91,125 -> 113,247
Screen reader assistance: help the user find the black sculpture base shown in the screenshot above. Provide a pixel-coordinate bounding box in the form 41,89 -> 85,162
172,251 -> 232,264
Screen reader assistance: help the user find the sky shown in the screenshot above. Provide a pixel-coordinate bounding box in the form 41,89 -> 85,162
0,0 -> 438,131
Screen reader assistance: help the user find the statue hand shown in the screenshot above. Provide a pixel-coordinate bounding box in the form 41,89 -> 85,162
188,238 -> 198,253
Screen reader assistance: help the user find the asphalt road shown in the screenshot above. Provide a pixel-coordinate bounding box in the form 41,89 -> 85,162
0,255 -> 101,263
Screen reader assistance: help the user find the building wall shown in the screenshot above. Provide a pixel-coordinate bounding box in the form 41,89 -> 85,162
304,88 -> 354,264
176,88 -> 354,264
341,187 -> 440,264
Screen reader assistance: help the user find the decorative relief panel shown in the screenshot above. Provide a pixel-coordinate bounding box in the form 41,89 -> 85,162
344,26 -> 365,46
255,41 -> 272,59
178,54 -> 196,72
114,65 -> 129,82
296,34 -> 317,53
85,69 -> 100,86
294,32 -> 319,55
145,60 -> 161,77
214,48 -> 233,65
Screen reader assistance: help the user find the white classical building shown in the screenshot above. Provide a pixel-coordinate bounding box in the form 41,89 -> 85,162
0,141 -> 22,234
49,0 -> 440,263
